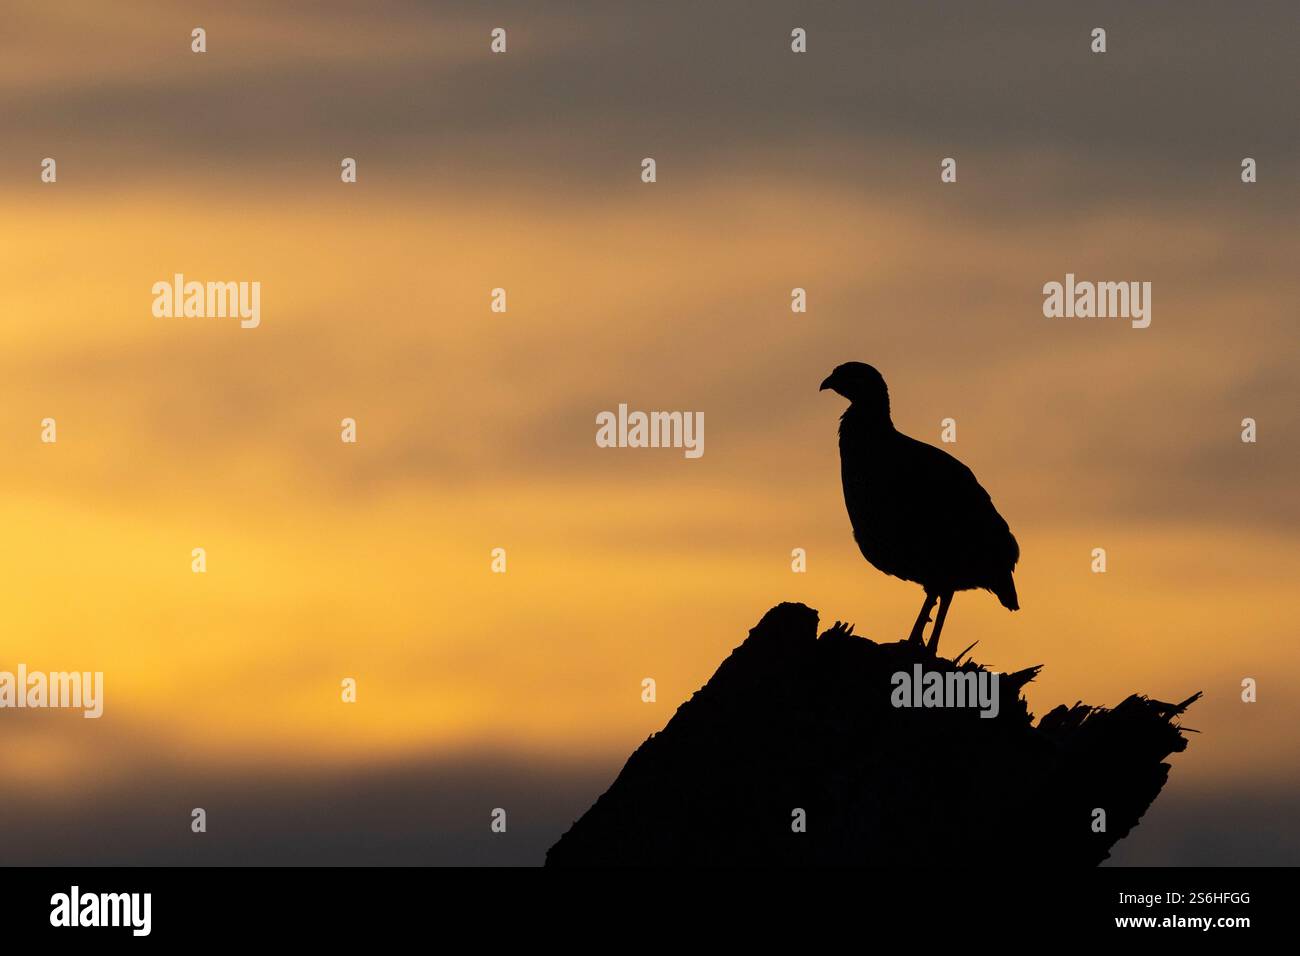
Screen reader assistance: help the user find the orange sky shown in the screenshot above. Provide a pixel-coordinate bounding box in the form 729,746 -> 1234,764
1,2 -> 1297,855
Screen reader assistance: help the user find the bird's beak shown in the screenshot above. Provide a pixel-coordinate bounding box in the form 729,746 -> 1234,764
819,375 -> 834,392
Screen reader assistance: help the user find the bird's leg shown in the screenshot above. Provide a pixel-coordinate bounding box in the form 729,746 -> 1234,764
926,591 -> 954,657
907,591 -> 937,645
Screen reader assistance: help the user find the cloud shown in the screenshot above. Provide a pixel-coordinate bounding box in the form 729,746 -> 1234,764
4,1 -> 1296,196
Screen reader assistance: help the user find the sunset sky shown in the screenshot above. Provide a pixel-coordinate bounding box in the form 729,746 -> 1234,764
1,1 -> 1297,864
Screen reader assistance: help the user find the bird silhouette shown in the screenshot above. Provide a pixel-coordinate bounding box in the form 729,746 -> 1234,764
820,362 -> 1019,655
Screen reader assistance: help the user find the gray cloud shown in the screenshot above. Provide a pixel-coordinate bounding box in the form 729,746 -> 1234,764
4,1 -> 1297,200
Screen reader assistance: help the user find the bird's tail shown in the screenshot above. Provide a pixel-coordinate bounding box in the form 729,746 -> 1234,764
995,574 -> 1019,611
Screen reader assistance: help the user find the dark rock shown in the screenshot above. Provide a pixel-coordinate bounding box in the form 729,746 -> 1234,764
546,602 -> 1198,866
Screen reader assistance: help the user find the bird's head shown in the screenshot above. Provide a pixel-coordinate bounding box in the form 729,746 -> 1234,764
819,362 -> 891,416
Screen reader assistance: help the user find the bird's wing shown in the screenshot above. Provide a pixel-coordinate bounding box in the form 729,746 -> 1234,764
895,434 -> 1020,569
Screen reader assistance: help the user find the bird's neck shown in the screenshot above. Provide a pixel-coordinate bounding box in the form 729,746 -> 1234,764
841,403 -> 894,437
